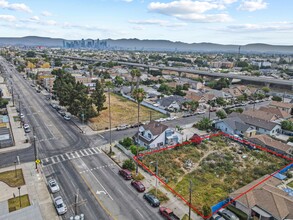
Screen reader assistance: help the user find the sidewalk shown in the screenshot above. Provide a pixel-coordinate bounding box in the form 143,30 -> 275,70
0,162 -> 59,220
0,102 -> 31,154
103,143 -> 203,220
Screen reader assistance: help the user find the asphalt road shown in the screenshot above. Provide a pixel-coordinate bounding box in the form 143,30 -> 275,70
0,57 -> 164,220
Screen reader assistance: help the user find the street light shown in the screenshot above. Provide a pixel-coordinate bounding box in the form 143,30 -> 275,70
14,161 -> 17,178
150,160 -> 158,197
18,186 -> 21,207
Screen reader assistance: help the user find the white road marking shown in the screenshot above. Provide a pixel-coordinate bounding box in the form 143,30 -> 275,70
79,150 -> 85,156
91,148 -> 98,153
75,151 -> 81,158
54,156 -> 60,163
51,157 -> 56,164
136,209 -> 144,218
70,153 -> 76,158
83,149 -> 90,155
65,153 -> 71,159
87,149 -> 94,154
60,155 -> 66,161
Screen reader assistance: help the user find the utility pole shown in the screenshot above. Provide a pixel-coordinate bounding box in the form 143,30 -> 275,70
74,189 -> 79,216
188,180 -> 192,220
18,186 -> 21,207
108,86 -> 112,153
155,160 -> 158,198
33,126 -> 37,169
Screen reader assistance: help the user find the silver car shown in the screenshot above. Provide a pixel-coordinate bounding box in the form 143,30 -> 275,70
54,196 -> 67,215
48,179 -> 60,193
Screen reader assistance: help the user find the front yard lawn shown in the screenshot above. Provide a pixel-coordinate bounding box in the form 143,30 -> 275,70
0,169 -> 25,187
8,194 -> 30,212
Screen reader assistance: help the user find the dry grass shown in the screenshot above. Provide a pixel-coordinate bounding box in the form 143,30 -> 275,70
8,194 -> 30,212
89,93 -> 165,130
0,169 -> 25,187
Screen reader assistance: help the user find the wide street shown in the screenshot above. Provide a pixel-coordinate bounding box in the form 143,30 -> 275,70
0,57 -> 272,220
0,57 -> 163,220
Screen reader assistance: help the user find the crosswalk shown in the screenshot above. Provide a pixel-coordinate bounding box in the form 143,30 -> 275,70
41,146 -> 102,166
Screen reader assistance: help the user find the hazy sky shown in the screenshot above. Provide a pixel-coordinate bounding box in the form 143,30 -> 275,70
0,0 -> 292,45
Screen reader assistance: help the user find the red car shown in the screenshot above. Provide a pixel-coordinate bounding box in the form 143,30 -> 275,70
131,180 -> 145,192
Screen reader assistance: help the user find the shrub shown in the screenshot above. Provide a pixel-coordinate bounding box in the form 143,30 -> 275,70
120,137 -> 133,148
130,145 -> 145,155
272,96 -> 282,102
132,172 -> 145,181
122,159 -> 135,171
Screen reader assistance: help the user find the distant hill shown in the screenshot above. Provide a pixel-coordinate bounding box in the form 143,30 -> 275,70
0,36 -> 293,54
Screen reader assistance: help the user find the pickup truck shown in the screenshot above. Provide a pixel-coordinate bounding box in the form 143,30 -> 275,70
159,207 -> 180,220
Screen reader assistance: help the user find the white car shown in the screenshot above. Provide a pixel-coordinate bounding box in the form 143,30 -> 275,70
23,124 -> 29,129
54,196 -> 67,215
63,115 -> 71,120
48,179 -> 60,193
20,113 -> 24,118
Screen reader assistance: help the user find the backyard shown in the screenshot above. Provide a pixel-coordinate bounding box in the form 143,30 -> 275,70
141,136 -> 289,213
89,93 -> 165,130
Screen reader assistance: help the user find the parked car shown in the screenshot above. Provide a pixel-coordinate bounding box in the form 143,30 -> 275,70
63,115 -> 71,120
130,122 -> 142,128
159,207 -> 180,220
211,214 -> 225,220
24,127 -> 31,133
131,180 -> 145,192
48,179 -> 60,193
143,193 -> 160,207
116,124 -> 129,131
118,169 -> 132,180
218,209 -> 239,220
53,196 -> 67,215
58,110 -> 66,117
19,113 -> 24,119
23,124 -> 29,130
50,103 -> 57,108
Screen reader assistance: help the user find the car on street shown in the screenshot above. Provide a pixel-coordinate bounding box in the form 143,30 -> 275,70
159,207 -> 180,220
23,124 -> 29,129
143,193 -> 160,207
118,169 -> 132,180
50,103 -> 57,108
48,179 -> 60,193
211,214 -> 225,220
63,115 -> 71,120
218,209 -> 239,220
24,127 -> 31,133
131,180 -> 145,192
58,110 -> 66,117
20,113 -> 24,119
53,196 -> 67,215
116,124 -> 129,131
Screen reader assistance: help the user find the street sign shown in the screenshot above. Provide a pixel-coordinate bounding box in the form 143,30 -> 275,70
35,159 -> 41,164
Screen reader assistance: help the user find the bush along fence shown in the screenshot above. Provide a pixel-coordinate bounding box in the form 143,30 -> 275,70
133,131 -> 293,219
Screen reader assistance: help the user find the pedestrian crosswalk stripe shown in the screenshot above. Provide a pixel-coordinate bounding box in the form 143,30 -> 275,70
41,146 -> 105,166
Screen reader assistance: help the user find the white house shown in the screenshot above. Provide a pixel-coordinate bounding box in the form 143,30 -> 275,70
136,121 -> 182,149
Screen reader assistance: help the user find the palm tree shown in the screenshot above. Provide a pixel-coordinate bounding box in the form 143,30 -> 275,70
132,88 -> 146,174
135,69 -> 141,89
130,69 -> 140,93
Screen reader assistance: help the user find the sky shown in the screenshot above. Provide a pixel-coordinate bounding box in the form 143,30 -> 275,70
0,0 -> 292,45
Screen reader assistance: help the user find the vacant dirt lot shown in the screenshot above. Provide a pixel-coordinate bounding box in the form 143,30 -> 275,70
142,136 -> 289,213
89,93 -> 165,130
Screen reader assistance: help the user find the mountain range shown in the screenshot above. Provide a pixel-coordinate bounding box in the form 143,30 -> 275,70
0,36 -> 293,54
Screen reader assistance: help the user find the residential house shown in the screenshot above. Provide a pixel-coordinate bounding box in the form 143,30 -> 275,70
223,87 -> 243,98
248,134 -> 293,157
156,95 -> 188,112
206,89 -> 232,100
259,106 -> 291,120
214,116 -> 256,138
242,109 -> 279,122
229,175 -> 293,220
269,101 -> 293,115
185,90 -> 206,104
136,120 -> 182,149
42,76 -> 55,93
229,112 -> 282,136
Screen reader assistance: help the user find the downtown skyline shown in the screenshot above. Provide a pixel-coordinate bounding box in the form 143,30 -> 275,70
0,0 -> 293,45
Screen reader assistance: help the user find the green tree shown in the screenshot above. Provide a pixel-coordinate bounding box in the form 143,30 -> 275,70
196,117 -> 212,130
91,80 -> 106,115
216,97 -> 226,106
288,137 -> 293,143
0,98 -> 8,108
262,86 -> 270,94
120,137 -> 133,148
216,110 -> 227,119
26,51 -> 36,58
272,96 -> 282,102
130,69 -> 140,93
281,120 -> 293,131
202,204 -> 212,217
122,159 -> 135,171
54,58 -> 62,67
114,76 -> 124,87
